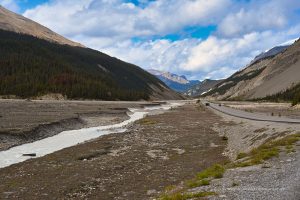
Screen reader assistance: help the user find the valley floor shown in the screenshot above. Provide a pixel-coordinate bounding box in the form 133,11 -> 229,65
0,102 -> 228,200
0,100 -> 299,200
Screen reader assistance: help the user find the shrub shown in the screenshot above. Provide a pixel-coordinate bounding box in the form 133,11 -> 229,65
197,164 -> 225,179
236,152 -> 247,160
222,136 -> 228,141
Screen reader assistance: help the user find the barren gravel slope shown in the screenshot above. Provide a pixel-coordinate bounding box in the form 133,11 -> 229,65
207,39 -> 300,100
249,40 -> 300,99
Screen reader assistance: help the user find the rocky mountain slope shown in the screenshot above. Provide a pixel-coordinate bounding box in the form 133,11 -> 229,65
184,79 -> 223,97
148,69 -> 200,92
0,8 -> 182,101
250,45 -> 289,65
0,6 -> 83,47
203,39 -> 300,101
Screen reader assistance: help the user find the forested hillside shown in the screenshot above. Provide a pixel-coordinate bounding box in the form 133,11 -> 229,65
0,30 -> 172,100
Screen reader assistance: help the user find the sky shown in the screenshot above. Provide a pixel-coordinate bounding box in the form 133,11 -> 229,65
1,0 -> 300,80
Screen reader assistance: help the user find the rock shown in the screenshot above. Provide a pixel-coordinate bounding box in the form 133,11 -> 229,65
22,153 -> 36,157
147,189 -> 157,195
262,161 -> 271,168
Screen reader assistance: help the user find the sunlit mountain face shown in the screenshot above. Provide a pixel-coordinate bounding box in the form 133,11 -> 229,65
148,69 -> 200,92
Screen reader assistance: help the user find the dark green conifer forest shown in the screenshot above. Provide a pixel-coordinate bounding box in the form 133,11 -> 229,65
0,30 -> 165,100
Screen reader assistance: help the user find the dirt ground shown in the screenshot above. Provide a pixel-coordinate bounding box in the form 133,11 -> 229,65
219,101 -> 300,119
181,104 -> 300,200
0,103 -> 229,200
0,99 -> 148,150
208,104 -> 300,160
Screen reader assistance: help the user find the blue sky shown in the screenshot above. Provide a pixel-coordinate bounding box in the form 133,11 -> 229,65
17,0 -> 47,11
1,0 -> 300,80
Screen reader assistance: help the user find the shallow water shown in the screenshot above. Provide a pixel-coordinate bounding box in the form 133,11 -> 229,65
0,102 -> 183,169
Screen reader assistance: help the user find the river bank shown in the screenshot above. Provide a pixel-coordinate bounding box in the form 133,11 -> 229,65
0,99 -> 148,151
0,102 -> 183,168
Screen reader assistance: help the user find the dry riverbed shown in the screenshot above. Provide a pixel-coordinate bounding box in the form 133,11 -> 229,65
0,102 -> 230,200
0,100 -> 299,200
0,99 -> 147,151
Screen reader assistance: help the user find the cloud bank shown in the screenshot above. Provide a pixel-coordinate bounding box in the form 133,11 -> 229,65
15,0 -> 300,80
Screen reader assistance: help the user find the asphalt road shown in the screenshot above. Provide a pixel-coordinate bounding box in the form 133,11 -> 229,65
203,101 -> 300,124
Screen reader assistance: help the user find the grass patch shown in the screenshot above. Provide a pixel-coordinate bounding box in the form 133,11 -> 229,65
164,185 -> 177,192
285,145 -> 295,153
139,118 -> 157,125
186,164 -> 225,189
233,133 -> 300,167
199,179 -> 210,186
159,191 -> 216,200
197,164 -> 225,179
186,179 -> 210,188
254,128 -> 268,133
236,152 -> 247,160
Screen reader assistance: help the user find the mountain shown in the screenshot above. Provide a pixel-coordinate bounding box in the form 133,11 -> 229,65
250,45 -> 289,65
184,43 -> 295,97
0,6 -> 83,47
184,79 -> 223,97
148,69 -> 200,92
0,7 -> 182,101
202,39 -> 300,103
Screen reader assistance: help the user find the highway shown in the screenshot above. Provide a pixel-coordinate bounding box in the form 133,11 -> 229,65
203,101 -> 300,124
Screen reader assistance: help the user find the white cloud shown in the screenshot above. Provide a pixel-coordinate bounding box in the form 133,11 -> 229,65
217,0 -> 300,37
218,9 -> 286,37
91,29 -> 299,80
181,29 -> 300,79
24,0 -> 231,39
99,38 -> 196,73
183,33 -> 260,72
0,0 -> 19,12
17,0 -> 300,80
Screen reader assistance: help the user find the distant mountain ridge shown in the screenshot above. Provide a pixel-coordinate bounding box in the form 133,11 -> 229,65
250,45 -> 289,65
148,69 -> 200,92
184,79 -> 223,97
